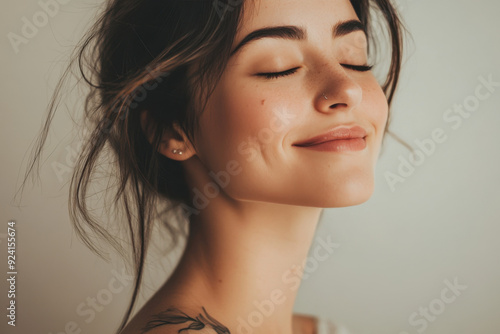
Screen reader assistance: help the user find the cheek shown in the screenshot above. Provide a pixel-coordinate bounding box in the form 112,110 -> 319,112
361,76 -> 389,135
191,71 -> 389,206
196,79 -> 290,176
359,76 -> 389,165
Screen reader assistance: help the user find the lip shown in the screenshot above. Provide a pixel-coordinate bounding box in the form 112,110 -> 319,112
293,125 -> 368,147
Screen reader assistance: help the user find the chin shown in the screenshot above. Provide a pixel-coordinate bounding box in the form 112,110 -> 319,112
320,174 -> 375,208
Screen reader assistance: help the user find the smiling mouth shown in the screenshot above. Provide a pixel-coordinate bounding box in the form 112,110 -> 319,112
293,125 -> 367,146
293,125 -> 368,152
293,136 -> 367,152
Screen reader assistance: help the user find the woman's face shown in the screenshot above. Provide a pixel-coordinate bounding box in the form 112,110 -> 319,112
191,0 -> 389,208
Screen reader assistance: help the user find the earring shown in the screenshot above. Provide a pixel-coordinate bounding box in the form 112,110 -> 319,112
172,149 -> 183,155
322,93 -> 328,100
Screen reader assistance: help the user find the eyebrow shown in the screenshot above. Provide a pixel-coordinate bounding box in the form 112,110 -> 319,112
229,19 -> 367,57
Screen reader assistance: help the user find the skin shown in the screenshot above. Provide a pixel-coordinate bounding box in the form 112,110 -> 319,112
129,0 -> 389,333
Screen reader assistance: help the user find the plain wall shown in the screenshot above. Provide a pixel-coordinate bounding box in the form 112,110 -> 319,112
1,0 -> 499,333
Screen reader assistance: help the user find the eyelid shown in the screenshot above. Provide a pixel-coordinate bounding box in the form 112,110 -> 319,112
340,63 -> 373,72
255,63 -> 373,80
255,66 -> 301,79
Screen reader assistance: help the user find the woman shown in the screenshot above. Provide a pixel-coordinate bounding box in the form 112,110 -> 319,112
23,0 -> 405,333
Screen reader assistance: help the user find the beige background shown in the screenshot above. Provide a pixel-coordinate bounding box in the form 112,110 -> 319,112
1,0 -> 499,333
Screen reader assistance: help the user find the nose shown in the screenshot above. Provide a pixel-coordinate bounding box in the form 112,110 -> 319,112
315,64 -> 363,114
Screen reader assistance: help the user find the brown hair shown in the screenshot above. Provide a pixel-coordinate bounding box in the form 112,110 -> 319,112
19,0 -> 407,332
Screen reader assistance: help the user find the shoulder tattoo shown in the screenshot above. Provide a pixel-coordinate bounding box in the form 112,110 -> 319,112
141,306 -> 231,334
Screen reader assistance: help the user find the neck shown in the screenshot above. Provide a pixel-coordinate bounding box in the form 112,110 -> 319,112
162,198 -> 324,334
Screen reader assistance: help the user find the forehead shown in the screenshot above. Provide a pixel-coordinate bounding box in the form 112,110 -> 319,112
236,0 -> 360,40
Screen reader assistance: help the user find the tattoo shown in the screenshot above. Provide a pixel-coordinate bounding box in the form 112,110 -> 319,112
141,306 -> 231,334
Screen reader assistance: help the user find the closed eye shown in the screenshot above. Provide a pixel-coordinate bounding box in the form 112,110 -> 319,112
341,63 -> 373,72
255,67 -> 300,79
256,63 -> 373,80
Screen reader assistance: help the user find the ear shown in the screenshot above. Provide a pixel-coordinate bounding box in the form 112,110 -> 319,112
139,109 -> 195,160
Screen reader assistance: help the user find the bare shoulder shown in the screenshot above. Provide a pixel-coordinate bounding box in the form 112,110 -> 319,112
120,302 -> 316,334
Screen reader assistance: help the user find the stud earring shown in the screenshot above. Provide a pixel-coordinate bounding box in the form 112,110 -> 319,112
322,93 -> 328,100
172,149 -> 183,155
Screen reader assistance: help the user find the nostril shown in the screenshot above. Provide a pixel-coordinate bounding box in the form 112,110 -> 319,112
329,103 -> 347,109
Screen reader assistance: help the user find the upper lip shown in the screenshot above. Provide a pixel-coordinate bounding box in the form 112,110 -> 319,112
293,125 -> 367,147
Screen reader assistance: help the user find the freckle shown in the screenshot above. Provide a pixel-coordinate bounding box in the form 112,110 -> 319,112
218,279 -> 223,283
261,99 -> 265,105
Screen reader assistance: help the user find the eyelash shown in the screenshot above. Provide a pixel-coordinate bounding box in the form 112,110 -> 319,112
256,64 -> 373,79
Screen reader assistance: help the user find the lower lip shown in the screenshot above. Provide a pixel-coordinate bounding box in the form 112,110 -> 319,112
295,138 -> 367,152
